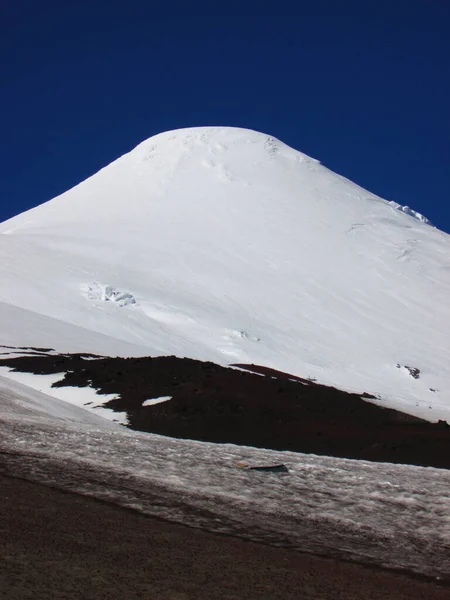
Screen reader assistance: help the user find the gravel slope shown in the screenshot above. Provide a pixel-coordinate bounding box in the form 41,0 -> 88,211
1,474 -> 448,600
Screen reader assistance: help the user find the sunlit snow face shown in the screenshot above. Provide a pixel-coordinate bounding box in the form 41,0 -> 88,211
0,126 -> 449,423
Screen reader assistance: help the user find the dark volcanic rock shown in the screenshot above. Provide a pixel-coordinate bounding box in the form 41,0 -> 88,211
1,351 -> 449,469
396,364 -> 421,379
2,475 -> 448,600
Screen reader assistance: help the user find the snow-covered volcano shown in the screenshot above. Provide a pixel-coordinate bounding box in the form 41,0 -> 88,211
1,127 -> 449,420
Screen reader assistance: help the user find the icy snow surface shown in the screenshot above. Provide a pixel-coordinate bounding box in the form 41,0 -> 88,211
1,127 -> 450,421
1,378 -> 449,580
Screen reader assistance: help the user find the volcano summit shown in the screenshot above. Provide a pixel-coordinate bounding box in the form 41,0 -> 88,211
1,127 -> 449,422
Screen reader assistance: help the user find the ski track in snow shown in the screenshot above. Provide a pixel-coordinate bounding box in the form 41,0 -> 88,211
1,376 -> 450,582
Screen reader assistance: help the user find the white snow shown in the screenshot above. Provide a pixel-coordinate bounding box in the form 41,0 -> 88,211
0,368 -> 127,424
0,375 -> 120,428
142,396 -> 172,406
0,302 -> 151,357
388,201 -> 432,224
1,126 -> 449,421
81,282 -> 137,307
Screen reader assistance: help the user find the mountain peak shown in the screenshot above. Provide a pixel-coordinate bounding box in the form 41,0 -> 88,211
121,125 -> 316,182
1,128 -> 449,422
132,126 -> 303,156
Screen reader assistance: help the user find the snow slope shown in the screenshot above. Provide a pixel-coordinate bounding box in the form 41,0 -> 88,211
1,127 -> 449,420
0,375 -> 120,428
1,381 -> 449,580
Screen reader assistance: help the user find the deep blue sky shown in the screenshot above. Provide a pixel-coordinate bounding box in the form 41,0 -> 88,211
1,0 -> 449,232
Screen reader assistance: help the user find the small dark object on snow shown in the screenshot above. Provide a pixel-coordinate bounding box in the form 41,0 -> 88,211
405,366 -> 420,379
396,364 -> 421,379
248,464 -> 289,473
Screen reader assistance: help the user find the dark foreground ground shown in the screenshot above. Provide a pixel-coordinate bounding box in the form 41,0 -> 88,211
1,474 -> 448,600
1,348 -> 450,469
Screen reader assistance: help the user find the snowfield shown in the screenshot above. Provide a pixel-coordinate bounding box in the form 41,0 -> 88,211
1,375 -> 449,581
1,127 -> 450,421
1,127 -> 450,581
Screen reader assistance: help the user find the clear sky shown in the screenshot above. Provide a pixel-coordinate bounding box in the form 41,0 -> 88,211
1,0 -> 449,232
